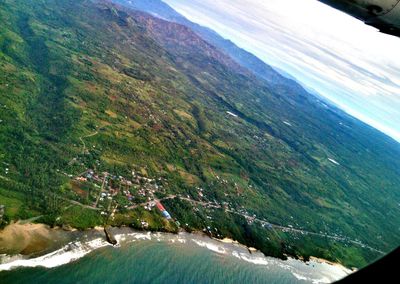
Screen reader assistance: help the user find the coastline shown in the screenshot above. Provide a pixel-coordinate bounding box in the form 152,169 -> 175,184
309,256 -> 356,272
0,222 -> 72,256
211,235 -> 354,273
0,222 -> 353,276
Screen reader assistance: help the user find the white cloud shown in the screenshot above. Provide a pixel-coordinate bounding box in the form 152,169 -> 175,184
164,0 -> 400,142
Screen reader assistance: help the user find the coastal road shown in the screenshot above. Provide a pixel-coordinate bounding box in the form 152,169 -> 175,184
168,195 -> 384,254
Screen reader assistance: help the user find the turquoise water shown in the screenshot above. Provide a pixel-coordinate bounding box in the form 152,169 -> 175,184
0,231 -> 350,284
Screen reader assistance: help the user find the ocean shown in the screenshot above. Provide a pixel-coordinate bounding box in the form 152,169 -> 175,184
0,229 -> 350,283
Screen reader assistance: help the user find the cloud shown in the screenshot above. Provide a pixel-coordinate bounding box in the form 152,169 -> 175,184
164,0 -> 400,142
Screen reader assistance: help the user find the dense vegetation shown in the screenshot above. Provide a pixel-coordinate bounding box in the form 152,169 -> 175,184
0,0 -> 399,268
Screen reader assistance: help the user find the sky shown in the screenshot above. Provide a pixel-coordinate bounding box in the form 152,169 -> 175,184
164,0 -> 400,142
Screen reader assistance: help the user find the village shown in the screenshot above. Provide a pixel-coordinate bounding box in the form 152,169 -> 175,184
1,153 -> 371,252
67,168 -> 179,227
59,166 -> 379,253
64,165 -> 264,235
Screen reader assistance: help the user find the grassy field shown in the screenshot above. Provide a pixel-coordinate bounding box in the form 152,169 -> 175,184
0,187 -> 39,219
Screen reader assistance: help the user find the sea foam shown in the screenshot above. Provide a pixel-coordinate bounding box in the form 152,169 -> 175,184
0,230 -> 352,284
191,239 -> 227,254
0,238 -> 110,271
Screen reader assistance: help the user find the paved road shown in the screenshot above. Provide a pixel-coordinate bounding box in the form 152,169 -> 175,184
62,190 -> 384,254
170,195 -> 384,254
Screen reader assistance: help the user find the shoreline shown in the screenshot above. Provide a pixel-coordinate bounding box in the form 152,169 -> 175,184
210,235 -> 354,273
0,222 -> 353,276
0,222 -> 70,256
309,256 -> 356,272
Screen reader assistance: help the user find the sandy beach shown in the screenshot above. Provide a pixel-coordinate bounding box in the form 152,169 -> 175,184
215,236 -> 351,272
0,222 -> 353,279
309,256 -> 357,272
219,237 -> 239,244
0,224 -> 353,284
0,222 -> 72,256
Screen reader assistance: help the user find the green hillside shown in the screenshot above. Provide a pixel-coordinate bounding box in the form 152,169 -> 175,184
0,0 -> 399,268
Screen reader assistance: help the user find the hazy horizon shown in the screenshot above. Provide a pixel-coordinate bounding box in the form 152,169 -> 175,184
164,0 -> 400,142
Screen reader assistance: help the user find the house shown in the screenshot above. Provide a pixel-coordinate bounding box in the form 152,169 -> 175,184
162,210 -> 171,219
76,176 -> 87,182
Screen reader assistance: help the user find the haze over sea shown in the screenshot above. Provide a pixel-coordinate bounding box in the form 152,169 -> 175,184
0,230 -> 350,284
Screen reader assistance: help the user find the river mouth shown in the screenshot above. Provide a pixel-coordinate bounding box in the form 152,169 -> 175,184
0,226 -> 351,283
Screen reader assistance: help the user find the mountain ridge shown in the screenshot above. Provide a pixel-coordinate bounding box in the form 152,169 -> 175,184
117,0 -> 400,145
0,0 -> 399,268
114,0 -> 335,107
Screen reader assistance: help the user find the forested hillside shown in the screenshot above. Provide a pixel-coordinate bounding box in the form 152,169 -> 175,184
0,0 -> 399,268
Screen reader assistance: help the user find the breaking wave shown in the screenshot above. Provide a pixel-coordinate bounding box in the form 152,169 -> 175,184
0,231 -> 190,272
0,230 -> 351,284
191,239 -> 227,254
0,238 -> 111,271
189,237 -> 350,283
